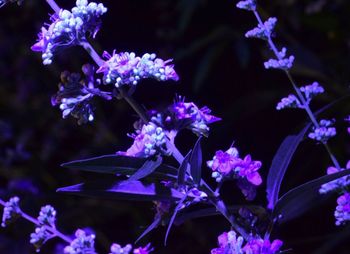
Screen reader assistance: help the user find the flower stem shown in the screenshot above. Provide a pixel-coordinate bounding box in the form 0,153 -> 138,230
44,0 -> 250,242
46,0 -> 60,14
0,198 -> 72,243
80,40 -> 104,67
253,10 -> 341,170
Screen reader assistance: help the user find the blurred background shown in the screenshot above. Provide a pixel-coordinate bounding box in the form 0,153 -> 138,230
1,0 -> 350,253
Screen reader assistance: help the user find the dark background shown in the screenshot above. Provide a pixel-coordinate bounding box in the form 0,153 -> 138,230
1,0 -> 350,253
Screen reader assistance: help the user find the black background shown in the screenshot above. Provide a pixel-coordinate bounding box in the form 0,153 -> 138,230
1,0 -> 350,253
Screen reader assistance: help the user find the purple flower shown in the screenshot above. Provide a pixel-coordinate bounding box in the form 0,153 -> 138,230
109,243 -> 132,254
211,230 -> 244,254
97,51 -> 179,87
308,119 -> 336,143
300,82 -> 324,100
133,243 -> 153,254
319,161 -> 350,194
276,94 -> 302,110
117,123 -> 167,158
236,0 -> 256,11
170,96 -> 221,136
207,147 -> 239,175
38,205 -> 56,228
243,238 -> 283,254
236,155 -> 262,186
52,64 -> 111,124
30,226 -> 53,252
264,55 -> 295,70
245,17 -> 277,40
335,192 -> 350,226
64,229 -> 96,254
207,147 -> 262,186
1,196 -> 21,227
31,0 -> 107,65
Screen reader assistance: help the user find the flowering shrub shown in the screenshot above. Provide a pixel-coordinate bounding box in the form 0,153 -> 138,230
1,0 -> 350,253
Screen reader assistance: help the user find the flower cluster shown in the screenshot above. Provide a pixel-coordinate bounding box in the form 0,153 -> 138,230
335,192 -> 350,226
30,205 -> 58,251
51,64 -> 111,124
97,51 -> 179,87
38,205 -> 57,227
276,94 -> 302,110
300,82 -> 324,100
308,119 -> 336,143
245,17 -> 277,40
109,243 -> 153,254
264,48 -> 295,70
236,0 -> 256,11
211,230 -> 244,254
319,161 -> 350,194
239,2 -> 295,70
147,97 -> 221,138
211,230 -> 283,254
276,82 -> 324,110
243,238 -> 283,254
117,123 -> 167,158
1,196 -> 21,227
207,146 -> 262,200
170,97 -> 221,136
31,0 -> 107,65
30,226 -> 53,252
64,229 -> 96,254
110,243 -> 132,254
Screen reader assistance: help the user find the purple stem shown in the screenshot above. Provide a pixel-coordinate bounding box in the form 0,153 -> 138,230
43,0 -> 250,241
0,198 -> 72,243
252,10 -> 341,170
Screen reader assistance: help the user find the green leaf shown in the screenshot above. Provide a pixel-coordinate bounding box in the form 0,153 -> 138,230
177,151 -> 191,188
190,137 -> 202,185
57,180 -> 186,202
127,156 -> 163,182
135,214 -> 162,243
164,195 -> 187,246
61,155 -> 177,179
273,169 -> 350,223
266,124 -> 310,209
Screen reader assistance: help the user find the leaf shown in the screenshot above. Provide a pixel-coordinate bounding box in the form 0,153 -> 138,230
57,180 -> 186,201
61,154 -> 177,178
127,156 -> 163,182
177,151 -> 191,188
135,214 -> 162,243
189,137 -> 202,185
174,205 -> 266,226
164,195 -> 187,246
273,169 -> 350,223
266,124 -> 311,209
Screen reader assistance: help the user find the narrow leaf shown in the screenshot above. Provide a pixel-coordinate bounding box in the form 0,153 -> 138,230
128,156 -> 163,182
61,154 -> 177,178
164,196 -> 187,246
273,169 -> 350,223
266,124 -> 311,209
190,137 -> 202,185
57,180 -> 186,201
177,151 -> 191,187
175,205 -> 266,225
135,214 -> 162,243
